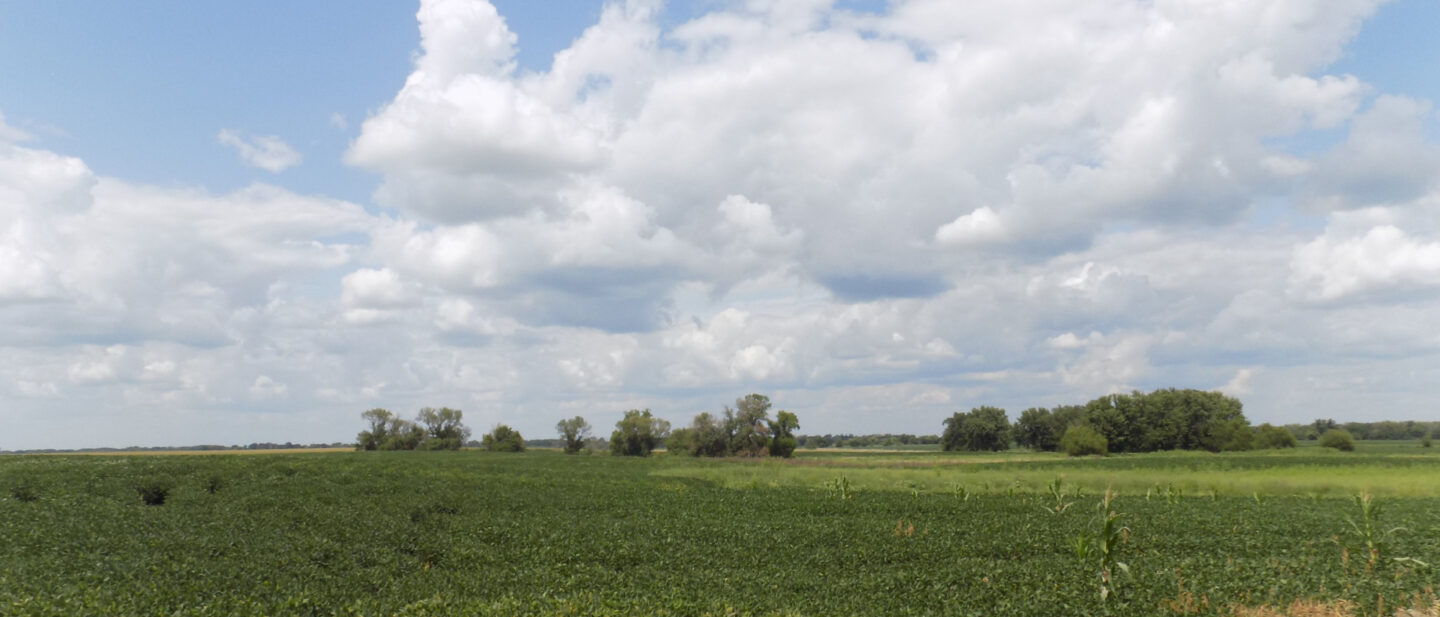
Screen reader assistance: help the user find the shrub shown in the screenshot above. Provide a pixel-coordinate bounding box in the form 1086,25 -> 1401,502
1060,424 -> 1107,457
482,424 -> 526,452
1255,423 -> 1298,449
1422,433 -> 1433,448
1319,429 -> 1355,452
136,480 -> 172,506
769,435 -> 798,459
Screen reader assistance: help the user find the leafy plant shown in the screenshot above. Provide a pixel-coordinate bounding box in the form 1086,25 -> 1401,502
1095,488 -> 1130,604
135,479 -> 172,506
824,476 -> 854,500
1342,491 -> 1404,571
10,483 -> 39,502
1045,476 -> 1074,514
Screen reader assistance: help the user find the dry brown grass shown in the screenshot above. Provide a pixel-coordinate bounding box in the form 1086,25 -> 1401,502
1227,598 -> 1439,617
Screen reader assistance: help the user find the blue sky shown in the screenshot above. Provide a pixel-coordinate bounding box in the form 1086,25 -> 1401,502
1,0 -> 1439,449
0,0 -> 1432,203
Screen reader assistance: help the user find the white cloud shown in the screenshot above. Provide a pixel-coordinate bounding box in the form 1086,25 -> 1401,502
217,129 -> 303,173
11,0 -> 1440,448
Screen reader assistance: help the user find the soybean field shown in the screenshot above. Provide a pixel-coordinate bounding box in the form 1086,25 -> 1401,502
2,448 -> 1438,616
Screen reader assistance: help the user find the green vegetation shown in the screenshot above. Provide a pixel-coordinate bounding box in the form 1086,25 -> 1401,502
941,405 -> 1012,452
554,416 -> 592,454
3,450 -> 1439,616
666,394 -> 802,458
481,424 -> 525,452
356,407 -> 471,451
609,409 -> 670,456
1060,424 -> 1108,456
1321,428 -> 1357,452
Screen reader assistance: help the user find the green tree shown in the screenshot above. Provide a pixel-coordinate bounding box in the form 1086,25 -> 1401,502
1015,407 -> 1057,451
482,424 -> 526,452
1059,424 -> 1107,456
941,406 -> 1011,452
768,410 -> 800,458
416,407 -> 471,450
356,408 -> 394,451
726,394 -> 773,456
555,416 -> 592,454
1319,428 -> 1355,452
609,409 -> 671,457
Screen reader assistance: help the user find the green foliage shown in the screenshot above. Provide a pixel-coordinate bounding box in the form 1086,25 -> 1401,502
1320,428 -> 1356,452
415,407 -> 471,451
2,452 -> 1440,615
555,416 -> 592,454
358,407 -> 466,451
1422,432 -> 1433,448
609,409 -> 669,457
1060,424 -> 1108,457
1254,423 -> 1298,449
482,424 -> 526,452
134,478 -> 172,506
769,436 -> 798,458
727,394 -> 773,456
10,482 -> 39,502
940,406 -> 1011,452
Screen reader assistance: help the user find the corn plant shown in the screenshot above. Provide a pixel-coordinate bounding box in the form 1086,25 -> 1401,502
1045,476 -> 1074,515
825,476 -> 854,500
1096,487 -> 1130,604
1343,491 -> 1404,571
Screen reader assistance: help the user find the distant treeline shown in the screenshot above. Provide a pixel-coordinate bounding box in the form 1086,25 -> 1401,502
2,442 -> 349,455
1283,419 -> 1439,441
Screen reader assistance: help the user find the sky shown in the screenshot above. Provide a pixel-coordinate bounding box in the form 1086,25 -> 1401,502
1,0 -> 1439,450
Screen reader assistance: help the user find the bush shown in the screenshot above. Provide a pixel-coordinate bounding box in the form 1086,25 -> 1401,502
769,435 -> 798,459
1319,429 -> 1355,452
136,480 -> 172,506
1059,424 -> 1107,457
1423,433 -> 1433,448
1255,423 -> 1298,449
482,425 -> 526,452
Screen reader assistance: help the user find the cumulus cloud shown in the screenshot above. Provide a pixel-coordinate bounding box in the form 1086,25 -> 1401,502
217,129 -> 303,173
10,0 -> 1440,448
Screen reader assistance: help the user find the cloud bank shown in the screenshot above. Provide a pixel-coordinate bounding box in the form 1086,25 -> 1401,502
3,0 -> 1440,449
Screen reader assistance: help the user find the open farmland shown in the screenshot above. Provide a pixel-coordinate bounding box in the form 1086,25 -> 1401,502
2,448 -> 1438,616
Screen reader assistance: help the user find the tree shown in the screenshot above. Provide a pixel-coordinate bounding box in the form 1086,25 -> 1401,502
768,410 -> 800,458
356,408 -> 394,451
1059,424 -> 1107,456
727,394 -> 773,456
609,409 -> 670,457
416,407 -> 471,450
1015,407 -> 1057,451
941,406 -> 1011,452
482,424 -> 526,452
1319,428 -> 1355,452
555,416 -> 592,454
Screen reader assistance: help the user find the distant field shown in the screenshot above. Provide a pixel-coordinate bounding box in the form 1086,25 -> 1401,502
2,449 -> 1437,616
664,442 -> 1440,498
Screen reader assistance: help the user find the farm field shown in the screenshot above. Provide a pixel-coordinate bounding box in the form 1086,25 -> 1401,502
2,448 -> 1438,616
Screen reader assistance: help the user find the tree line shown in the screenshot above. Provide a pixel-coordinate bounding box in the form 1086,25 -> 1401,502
353,393 -> 802,458
356,388 -> 1434,457
943,388 -> 1298,456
